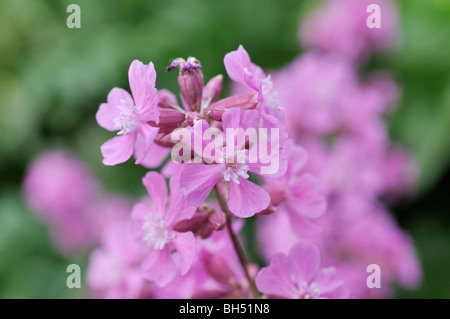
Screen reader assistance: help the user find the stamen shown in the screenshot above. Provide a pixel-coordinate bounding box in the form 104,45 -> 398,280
142,213 -> 173,251
114,99 -> 138,135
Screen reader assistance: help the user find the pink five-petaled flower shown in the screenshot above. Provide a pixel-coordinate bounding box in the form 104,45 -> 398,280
255,243 -> 349,299
180,107 -> 286,218
131,172 -> 197,287
96,60 -> 160,166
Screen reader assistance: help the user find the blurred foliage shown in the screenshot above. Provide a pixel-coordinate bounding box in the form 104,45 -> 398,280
0,0 -> 449,298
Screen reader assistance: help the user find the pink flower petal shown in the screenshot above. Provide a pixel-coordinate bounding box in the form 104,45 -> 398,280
255,253 -> 297,298
289,174 -> 327,219
284,141 -> 308,177
134,124 -> 160,164
314,267 -> 349,299
87,248 -> 120,290
128,60 -> 155,106
130,202 -> 151,241
141,247 -> 177,287
142,172 -> 167,216
222,108 -> 260,151
161,160 -> 184,177
227,178 -> 270,218
96,103 -> 119,132
138,143 -> 171,169
180,164 -> 223,207
224,45 -> 253,86
128,60 -> 159,123
166,175 -> 197,226
100,134 -> 137,166
288,243 -> 321,283
172,231 -> 197,275
96,88 -> 134,131
285,205 -> 323,239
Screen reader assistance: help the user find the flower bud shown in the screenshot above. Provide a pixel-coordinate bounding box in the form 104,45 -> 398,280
148,108 -> 185,134
208,211 -> 227,231
203,252 -> 235,285
167,57 -> 204,113
256,205 -> 277,216
173,212 -> 209,233
157,89 -> 179,108
202,74 -> 223,107
207,94 -> 258,121
154,133 -> 176,148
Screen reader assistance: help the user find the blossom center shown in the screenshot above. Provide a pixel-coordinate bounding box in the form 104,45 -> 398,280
221,162 -> 249,185
114,99 -> 138,135
294,280 -> 321,299
220,149 -> 249,184
142,213 -> 173,250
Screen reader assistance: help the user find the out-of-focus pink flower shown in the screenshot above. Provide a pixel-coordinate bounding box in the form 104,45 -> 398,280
255,243 -> 349,299
381,147 -> 417,199
300,0 -> 399,61
262,141 -> 326,238
131,172 -> 197,287
180,108 -> 286,218
337,209 -> 422,290
23,150 -> 100,252
23,150 -> 99,219
83,195 -> 132,242
96,60 -> 160,166
87,221 -> 151,299
272,52 -> 359,137
302,136 -> 387,201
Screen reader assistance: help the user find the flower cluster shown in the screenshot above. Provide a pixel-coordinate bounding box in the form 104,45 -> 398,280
84,42 -> 346,298
254,0 -> 421,298
23,0 -> 421,299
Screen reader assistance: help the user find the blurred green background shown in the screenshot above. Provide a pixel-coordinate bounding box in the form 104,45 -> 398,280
0,0 -> 449,298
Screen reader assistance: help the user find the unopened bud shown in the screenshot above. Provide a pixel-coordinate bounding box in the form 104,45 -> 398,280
202,74 -> 223,107
158,89 -> 179,108
256,205 -> 277,216
203,252 -> 235,285
167,57 -> 204,113
154,132 -> 176,148
208,211 -> 227,230
199,226 -> 214,239
173,212 -> 209,233
207,94 -> 258,121
149,108 -> 185,134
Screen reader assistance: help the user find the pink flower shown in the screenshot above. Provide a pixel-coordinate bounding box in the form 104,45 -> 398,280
23,149 -> 100,252
263,141 -> 327,238
337,209 -> 422,290
131,172 -> 197,286
87,221 -> 151,299
96,60 -> 160,166
180,108 -> 286,218
224,45 -> 287,139
255,243 -> 349,299
272,52 -> 359,136
300,0 -> 399,61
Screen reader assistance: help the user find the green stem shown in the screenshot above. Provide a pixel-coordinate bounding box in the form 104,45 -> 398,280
214,185 -> 260,298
